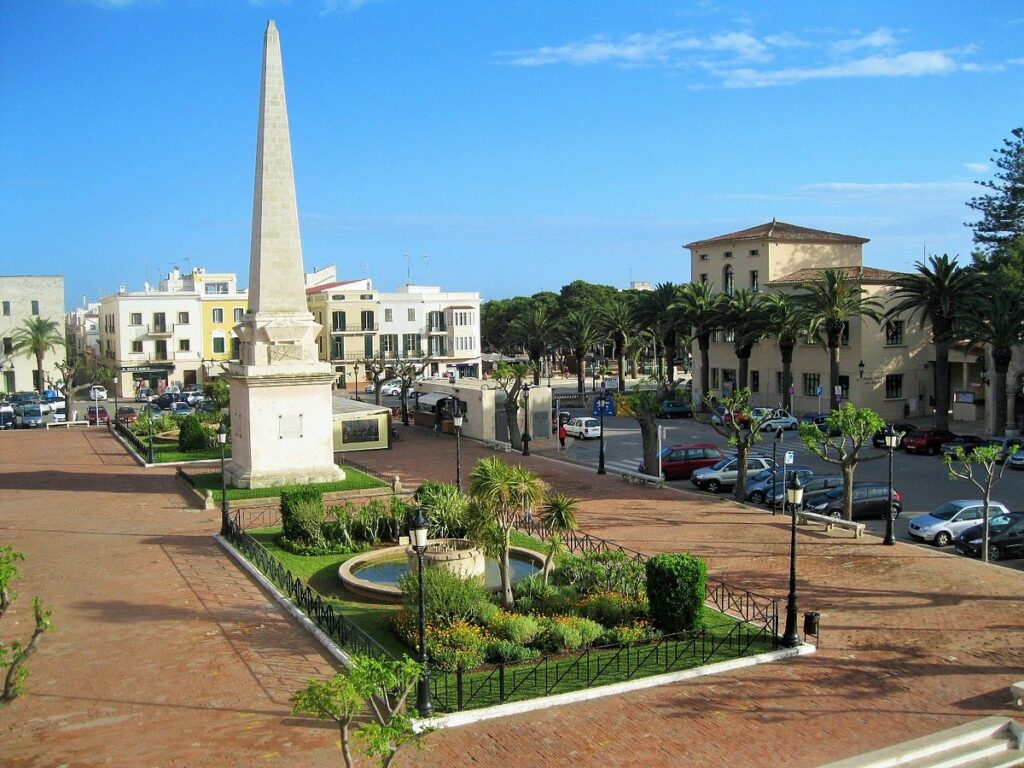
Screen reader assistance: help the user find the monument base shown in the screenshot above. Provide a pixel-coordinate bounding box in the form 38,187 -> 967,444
225,462 -> 345,490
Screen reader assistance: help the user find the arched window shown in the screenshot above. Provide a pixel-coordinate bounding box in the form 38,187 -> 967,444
723,265 -> 734,296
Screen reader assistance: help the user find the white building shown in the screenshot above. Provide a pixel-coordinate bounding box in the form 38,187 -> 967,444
66,300 -> 100,360
1,275 -> 66,394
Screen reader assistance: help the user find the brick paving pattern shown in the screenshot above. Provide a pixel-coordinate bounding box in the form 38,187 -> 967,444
1,426 -> 1021,767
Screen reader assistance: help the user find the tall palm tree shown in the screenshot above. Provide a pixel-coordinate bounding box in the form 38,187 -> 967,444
719,289 -> 767,389
795,269 -> 883,411
624,329 -> 655,379
601,296 -> 636,392
11,317 -> 65,394
559,308 -> 603,394
674,281 -> 725,407
960,288 -> 1024,435
538,493 -> 579,585
632,282 -> 680,379
510,305 -> 553,385
761,293 -> 808,412
886,255 -> 987,430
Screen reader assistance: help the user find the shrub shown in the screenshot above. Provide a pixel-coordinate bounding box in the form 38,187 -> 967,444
579,592 -> 648,628
553,551 -> 646,599
397,567 -> 490,628
645,553 -> 707,634
177,414 -> 211,451
599,620 -> 658,647
281,487 -> 326,549
487,611 -> 541,645
512,574 -> 579,616
536,616 -> 602,653
275,535 -> 361,556
469,600 -> 500,625
486,639 -> 540,664
428,620 -> 488,671
414,481 -> 469,539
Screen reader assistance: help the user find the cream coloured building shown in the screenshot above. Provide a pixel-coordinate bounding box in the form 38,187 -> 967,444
685,221 -> 986,423
1,275 -> 65,394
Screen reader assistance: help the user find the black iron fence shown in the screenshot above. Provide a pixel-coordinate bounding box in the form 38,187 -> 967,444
336,456 -> 395,486
113,419 -> 153,461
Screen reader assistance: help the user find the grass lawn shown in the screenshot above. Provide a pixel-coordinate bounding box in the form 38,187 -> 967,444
188,469 -> 385,502
153,445 -> 228,463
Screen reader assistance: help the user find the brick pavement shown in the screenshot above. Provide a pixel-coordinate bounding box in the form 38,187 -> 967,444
1,426 -> 1021,767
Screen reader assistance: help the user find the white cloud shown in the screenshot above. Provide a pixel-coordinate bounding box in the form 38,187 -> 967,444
832,27 -> 898,55
964,163 -> 989,173
798,181 -> 975,194
716,50 -> 960,88
502,31 -> 704,67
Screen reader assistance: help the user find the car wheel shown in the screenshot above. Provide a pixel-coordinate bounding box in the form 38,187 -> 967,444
787,423 -> 797,430
706,480 -> 721,493
934,531 -> 951,547
828,509 -> 843,519
988,545 -> 1002,562
750,491 -> 765,503
661,470 -> 668,481
890,505 -> 901,519
930,445 -> 939,456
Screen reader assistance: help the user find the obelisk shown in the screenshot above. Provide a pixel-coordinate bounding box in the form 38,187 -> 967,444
224,20 -> 344,488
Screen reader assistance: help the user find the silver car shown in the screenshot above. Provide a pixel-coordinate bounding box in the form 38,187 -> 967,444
737,465 -> 815,504
691,455 -> 776,493
908,500 -> 1012,547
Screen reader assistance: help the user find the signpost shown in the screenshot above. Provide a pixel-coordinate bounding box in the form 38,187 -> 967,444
815,385 -> 823,413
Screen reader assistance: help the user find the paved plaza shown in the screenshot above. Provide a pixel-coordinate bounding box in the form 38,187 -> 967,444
1,426 -> 1022,767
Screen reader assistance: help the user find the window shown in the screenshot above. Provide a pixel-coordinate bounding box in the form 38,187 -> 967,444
840,321 -> 850,347
803,373 -> 821,397
407,308 -> 415,321
724,329 -> 735,343
699,274 -> 708,284
1,301 -> 9,316
31,300 -> 39,315
153,312 -> 166,332
711,368 -> 720,388
360,294 -> 373,300
178,339 -> 190,352
233,308 -> 244,322
723,251 -> 733,258
454,310 -> 474,326
427,311 -> 445,332
384,308 -> 393,323
130,312 -> 142,325
131,340 -> 143,353
750,270 -> 759,292
177,312 -> 189,324
885,320 -> 904,346
381,334 -> 398,354
212,308 -> 224,323
331,338 -> 344,358
331,295 -> 346,301
212,336 -> 225,354
204,282 -> 229,294
751,370 -> 760,393
699,253 -> 709,261
885,374 -> 903,399
723,265 -> 734,296
838,375 -> 850,401
332,311 -> 346,331
360,310 -> 375,331
363,334 -> 374,357
2,337 -> 12,355
749,249 -> 759,256
231,337 -> 240,358
402,333 -> 420,356
776,372 -> 785,394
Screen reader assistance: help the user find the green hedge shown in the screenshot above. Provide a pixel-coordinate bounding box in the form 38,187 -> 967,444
645,553 -> 707,633
281,487 -> 326,548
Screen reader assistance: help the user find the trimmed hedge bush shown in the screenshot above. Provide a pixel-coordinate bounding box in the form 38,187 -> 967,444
428,620 -> 488,671
177,414 -> 211,451
281,487 -> 326,548
486,639 -> 540,664
398,567 -> 491,628
487,611 -> 541,645
645,553 -> 707,633
579,591 -> 648,628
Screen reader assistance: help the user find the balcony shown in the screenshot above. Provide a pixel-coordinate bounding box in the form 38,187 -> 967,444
330,324 -> 378,334
143,323 -> 174,338
326,350 -> 429,363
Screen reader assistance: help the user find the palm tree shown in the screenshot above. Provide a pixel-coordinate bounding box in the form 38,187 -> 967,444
632,283 -> 680,379
674,282 -> 725,407
795,269 -> 883,411
623,329 -> 655,379
538,494 -> 579,585
601,296 -> 636,392
761,293 -> 808,413
559,308 -> 603,394
886,255 -> 987,430
510,305 -> 553,386
719,289 -> 767,389
11,317 -> 65,394
467,458 -> 546,609
960,287 -> 1024,435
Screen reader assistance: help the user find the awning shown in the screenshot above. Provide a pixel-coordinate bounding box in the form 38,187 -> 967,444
416,392 -> 448,407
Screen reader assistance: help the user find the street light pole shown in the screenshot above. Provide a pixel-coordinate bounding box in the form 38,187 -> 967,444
218,423 -> 230,536
772,427 -> 783,516
147,412 -> 154,464
782,474 -> 804,647
113,375 -> 119,430
521,384 -> 531,456
597,383 -> 607,475
410,510 -> 433,717
453,410 -> 464,490
883,424 -> 899,545
354,363 -> 360,401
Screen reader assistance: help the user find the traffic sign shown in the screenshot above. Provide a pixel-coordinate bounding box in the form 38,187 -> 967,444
815,385 -> 823,397
834,386 -> 843,396
784,451 -> 795,465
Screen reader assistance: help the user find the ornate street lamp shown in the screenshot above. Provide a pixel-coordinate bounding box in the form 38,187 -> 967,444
772,427 -> 784,516
410,510 -> 432,717
521,384 -> 531,456
354,363 -> 361,401
883,424 -> 900,546
218,423 -> 230,536
597,383 -> 607,475
453,409 -> 464,490
782,473 -> 804,648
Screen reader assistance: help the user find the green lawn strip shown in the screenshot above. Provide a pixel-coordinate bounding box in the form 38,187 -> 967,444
187,470 -> 384,501
153,446 -> 229,463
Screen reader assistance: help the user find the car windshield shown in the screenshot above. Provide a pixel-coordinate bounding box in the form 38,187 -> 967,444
906,431 -> 926,439
988,515 -> 1018,529
928,502 -> 964,521
23,406 -> 41,416
710,458 -> 733,470
751,469 -> 774,482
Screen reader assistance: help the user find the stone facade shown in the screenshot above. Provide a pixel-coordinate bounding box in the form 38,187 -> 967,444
0,275 -> 65,394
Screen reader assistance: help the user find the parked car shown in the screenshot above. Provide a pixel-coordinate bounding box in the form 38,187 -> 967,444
196,400 -> 221,414
165,385 -> 181,395
86,405 -> 110,425
14,403 -> 43,428
51,398 -> 67,423
88,385 -> 108,401
659,400 -> 694,419
954,512 -> 1024,561
800,412 -> 841,436
939,435 -> 987,457
379,380 -> 403,397
116,406 -> 138,424
182,383 -> 201,394
1008,449 -> 1024,470
552,410 -> 572,429
691,455 -> 776,493
908,500 -> 1012,547
37,398 -> 53,416
184,391 -> 206,406
0,403 -> 14,430
981,436 -> 1024,463
803,482 -> 902,520
563,417 -> 601,440
765,474 -> 845,510
10,391 -> 41,407
152,393 -> 178,410
753,408 -> 798,431
638,443 -> 726,481
135,387 -> 154,402
710,406 -> 733,426
170,402 -> 193,417
737,466 -> 815,504
140,403 -> 163,417
902,428 -> 958,455
872,422 -> 919,449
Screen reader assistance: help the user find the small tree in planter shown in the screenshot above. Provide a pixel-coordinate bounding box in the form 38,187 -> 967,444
177,414 -> 211,452
645,552 -> 707,634
945,444 -> 1006,563
538,493 -> 579,585
709,388 -> 770,500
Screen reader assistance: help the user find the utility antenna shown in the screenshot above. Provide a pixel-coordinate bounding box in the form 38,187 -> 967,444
422,253 -> 431,284
404,253 -> 411,283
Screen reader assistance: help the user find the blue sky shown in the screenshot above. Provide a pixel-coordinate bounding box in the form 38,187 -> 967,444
2,1 -> 1022,310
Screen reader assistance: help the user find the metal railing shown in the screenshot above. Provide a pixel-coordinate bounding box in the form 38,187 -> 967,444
113,419 -> 150,458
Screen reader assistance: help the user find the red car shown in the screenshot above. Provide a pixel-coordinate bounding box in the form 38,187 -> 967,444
87,406 -> 110,425
116,406 -> 137,425
638,443 -> 727,480
902,428 -> 957,455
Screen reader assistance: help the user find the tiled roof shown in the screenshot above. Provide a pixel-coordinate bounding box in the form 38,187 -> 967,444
685,219 -> 869,248
305,279 -> 363,295
767,266 -> 905,286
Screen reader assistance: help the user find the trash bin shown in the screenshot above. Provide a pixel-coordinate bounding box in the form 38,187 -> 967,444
803,611 -> 820,636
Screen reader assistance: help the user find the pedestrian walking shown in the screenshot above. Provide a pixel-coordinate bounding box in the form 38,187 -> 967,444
558,423 -> 567,448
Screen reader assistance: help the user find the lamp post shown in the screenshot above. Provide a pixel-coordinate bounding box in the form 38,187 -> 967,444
782,473 -> 804,648
597,383 -> 607,475
772,427 -> 784,516
218,423 -> 230,536
521,384 -> 531,456
354,363 -> 361,401
883,424 -> 899,546
410,510 -> 433,717
453,409 -> 464,490
112,375 -> 119,429
147,411 -> 154,464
